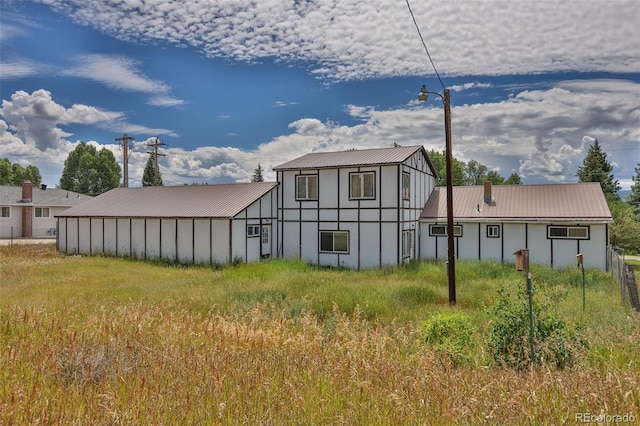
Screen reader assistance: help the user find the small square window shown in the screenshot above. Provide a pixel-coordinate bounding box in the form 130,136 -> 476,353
296,175 -> 318,200
487,225 -> 500,238
247,225 -> 260,237
0,206 -> 9,218
350,172 -> 375,199
319,231 -> 349,253
35,207 -> 50,218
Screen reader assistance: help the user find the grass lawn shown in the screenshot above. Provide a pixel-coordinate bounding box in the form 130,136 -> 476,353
1,244 -> 639,424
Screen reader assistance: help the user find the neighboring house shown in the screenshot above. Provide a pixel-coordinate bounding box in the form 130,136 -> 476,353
0,180 -> 92,239
55,146 -> 613,270
420,182 -> 612,270
56,182 -> 278,265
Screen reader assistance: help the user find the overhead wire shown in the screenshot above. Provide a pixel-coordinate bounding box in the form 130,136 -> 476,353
405,0 -> 446,91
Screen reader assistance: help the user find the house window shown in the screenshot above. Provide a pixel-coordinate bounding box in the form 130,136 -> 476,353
247,225 -> 260,237
548,226 -> 589,240
0,207 -> 9,218
487,225 -> 500,238
350,172 -> 375,199
429,224 -> 462,237
402,230 -> 414,258
319,231 -> 349,253
35,207 -> 50,218
402,172 -> 411,200
296,175 -> 318,200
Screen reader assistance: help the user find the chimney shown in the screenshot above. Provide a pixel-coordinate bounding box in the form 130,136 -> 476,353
22,180 -> 33,202
21,180 -> 33,238
484,181 -> 492,204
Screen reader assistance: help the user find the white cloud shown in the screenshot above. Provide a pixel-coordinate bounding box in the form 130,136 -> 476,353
36,0 -> 639,81
1,80 -> 638,189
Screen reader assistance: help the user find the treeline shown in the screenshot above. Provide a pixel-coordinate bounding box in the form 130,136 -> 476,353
426,149 -> 522,186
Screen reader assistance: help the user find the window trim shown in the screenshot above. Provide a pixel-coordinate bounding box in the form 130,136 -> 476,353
402,172 -> 411,200
319,230 -> 349,254
487,225 -> 500,238
295,174 -> 318,201
547,225 -> 589,240
35,207 -> 50,218
0,206 -> 9,218
247,224 -> 261,237
349,171 -> 376,200
429,224 -> 462,237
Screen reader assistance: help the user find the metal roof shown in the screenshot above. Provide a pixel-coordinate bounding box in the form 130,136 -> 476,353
273,145 -> 435,172
56,182 -> 278,219
0,186 -> 93,206
421,182 -> 613,222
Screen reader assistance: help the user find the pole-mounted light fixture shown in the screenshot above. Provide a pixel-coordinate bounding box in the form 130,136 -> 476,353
418,84 -> 456,305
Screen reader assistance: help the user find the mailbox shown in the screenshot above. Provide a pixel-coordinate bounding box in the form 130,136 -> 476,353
576,253 -> 583,266
513,248 -> 529,273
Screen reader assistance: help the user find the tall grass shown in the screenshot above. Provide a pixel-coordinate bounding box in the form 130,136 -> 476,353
1,244 -> 639,424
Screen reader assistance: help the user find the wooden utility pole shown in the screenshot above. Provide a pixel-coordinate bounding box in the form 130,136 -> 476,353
146,138 -> 166,186
115,133 -> 135,187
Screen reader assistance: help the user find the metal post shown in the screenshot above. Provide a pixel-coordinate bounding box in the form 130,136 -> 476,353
524,250 -> 535,363
444,89 -> 456,306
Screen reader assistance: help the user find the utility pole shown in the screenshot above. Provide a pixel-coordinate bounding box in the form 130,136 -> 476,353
146,138 -> 167,186
115,133 -> 135,187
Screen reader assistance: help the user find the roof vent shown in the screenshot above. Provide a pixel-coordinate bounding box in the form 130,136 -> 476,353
41,184 -> 47,190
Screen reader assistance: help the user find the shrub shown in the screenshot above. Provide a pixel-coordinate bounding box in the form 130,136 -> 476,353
486,283 -> 585,370
422,311 -> 476,367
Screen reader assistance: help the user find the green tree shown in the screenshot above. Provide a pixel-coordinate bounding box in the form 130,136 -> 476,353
608,198 -> 640,253
427,150 -> 465,186
60,143 -> 121,196
252,163 -> 264,182
0,157 -> 41,186
628,162 -> 640,217
576,139 -> 620,199
504,172 -> 522,185
142,155 -> 163,186
482,170 -> 505,185
464,159 -> 488,186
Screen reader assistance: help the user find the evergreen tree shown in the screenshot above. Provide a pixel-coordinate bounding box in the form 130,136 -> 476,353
628,162 -> 640,217
252,163 -> 264,182
142,155 -> 163,186
576,139 -> 620,198
60,143 -> 121,195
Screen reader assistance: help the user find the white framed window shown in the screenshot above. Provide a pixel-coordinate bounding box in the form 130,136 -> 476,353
548,226 -> 589,240
487,225 -> 500,238
0,206 -> 9,218
350,172 -> 375,199
429,224 -> 462,237
319,231 -> 349,253
402,172 -> 411,200
247,225 -> 260,237
296,175 -> 318,200
35,207 -> 50,218
402,230 -> 414,258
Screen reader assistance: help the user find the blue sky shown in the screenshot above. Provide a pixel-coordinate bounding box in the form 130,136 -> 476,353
1,0 -> 638,189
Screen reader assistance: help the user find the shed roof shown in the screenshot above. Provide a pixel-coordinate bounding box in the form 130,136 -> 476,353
0,185 -> 92,206
421,182 -> 612,222
56,182 -> 278,219
273,145 -> 436,174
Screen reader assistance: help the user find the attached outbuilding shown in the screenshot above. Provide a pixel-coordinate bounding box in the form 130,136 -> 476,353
56,182 -> 279,265
420,182 -> 613,270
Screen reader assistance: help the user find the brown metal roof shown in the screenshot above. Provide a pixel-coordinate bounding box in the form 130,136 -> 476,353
56,182 -> 278,218
273,145 -> 435,173
421,182 -> 612,222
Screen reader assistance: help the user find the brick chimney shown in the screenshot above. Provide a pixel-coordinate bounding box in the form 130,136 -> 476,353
21,180 -> 33,238
484,181 -> 493,204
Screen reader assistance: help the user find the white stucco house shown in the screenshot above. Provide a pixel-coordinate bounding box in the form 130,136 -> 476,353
0,180 -> 92,239
56,146 -> 613,270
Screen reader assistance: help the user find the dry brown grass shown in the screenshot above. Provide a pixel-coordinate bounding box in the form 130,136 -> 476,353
1,244 -> 639,424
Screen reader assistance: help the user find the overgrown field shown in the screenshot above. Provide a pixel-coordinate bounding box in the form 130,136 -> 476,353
1,244 -> 639,424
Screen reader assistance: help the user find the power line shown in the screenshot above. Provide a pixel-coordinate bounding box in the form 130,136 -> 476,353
405,0 -> 445,91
